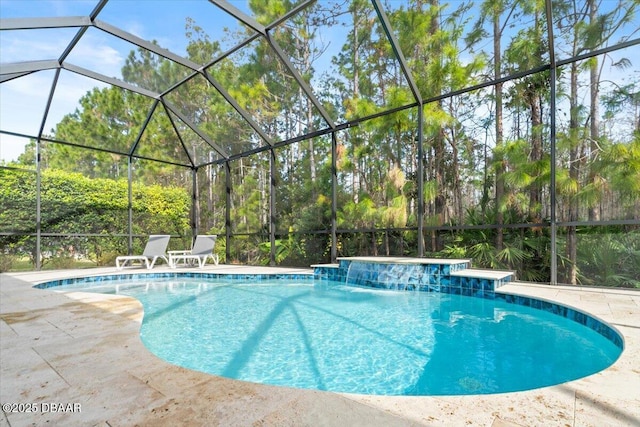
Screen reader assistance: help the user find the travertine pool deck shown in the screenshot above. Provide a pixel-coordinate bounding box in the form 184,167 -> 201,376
1,265 -> 639,426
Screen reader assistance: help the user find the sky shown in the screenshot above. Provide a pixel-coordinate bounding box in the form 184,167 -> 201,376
1,0 -> 638,163
0,0 -> 362,163
0,0 -> 264,162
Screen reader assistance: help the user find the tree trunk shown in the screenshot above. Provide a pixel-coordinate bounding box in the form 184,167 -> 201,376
529,94 -> 543,222
430,0 -> 445,251
566,61 -> 580,285
301,17 -> 317,197
493,6 -> 504,251
588,0 -> 601,221
352,5 -> 360,204
447,118 -> 463,224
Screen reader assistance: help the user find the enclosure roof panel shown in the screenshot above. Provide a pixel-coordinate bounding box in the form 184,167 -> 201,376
4,0 -> 378,166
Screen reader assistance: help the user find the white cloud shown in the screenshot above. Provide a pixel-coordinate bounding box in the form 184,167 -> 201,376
0,29 -> 75,63
0,135 -> 30,163
63,30 -> 125,78
1,1 -> 131,162
0,59 -> 111,162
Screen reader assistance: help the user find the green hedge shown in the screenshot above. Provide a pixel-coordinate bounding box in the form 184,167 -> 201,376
0,168 -> 190,269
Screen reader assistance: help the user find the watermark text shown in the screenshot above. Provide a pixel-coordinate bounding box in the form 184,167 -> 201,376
2,402 -> 82,413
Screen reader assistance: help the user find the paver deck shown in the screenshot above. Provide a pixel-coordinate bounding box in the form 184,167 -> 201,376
1,266 -> 639,426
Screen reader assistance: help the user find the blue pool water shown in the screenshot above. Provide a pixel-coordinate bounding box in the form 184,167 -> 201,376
46,277 -> 622,396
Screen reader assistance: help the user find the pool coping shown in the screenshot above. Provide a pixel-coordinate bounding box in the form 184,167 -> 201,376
1,265 -> 639,426
336,256 -> 473,265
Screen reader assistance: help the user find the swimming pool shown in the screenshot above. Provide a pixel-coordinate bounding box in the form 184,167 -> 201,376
37,273 -> 622,396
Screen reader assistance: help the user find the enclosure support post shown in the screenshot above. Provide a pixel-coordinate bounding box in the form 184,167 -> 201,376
225,161 -> 232,264
35,139 -> 42,270
546,0 -> 558,285
127,157 -> 133,254
331,131 -> 338,263
417,105 -> 425,257
269,149 -> 276,266
192,166 -> 199,241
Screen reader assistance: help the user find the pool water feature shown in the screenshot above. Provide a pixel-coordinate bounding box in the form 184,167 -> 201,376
40,274 -> 623,396
318,257 -> 513,297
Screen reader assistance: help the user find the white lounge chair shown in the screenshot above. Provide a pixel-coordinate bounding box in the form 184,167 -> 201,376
115,235 -> 170,270
169,235 -> 218,268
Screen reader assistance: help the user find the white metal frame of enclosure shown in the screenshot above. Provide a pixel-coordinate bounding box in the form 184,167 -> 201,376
1,0 -> 639,282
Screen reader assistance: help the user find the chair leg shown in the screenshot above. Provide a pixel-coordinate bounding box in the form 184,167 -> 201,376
116,259 -> 127,270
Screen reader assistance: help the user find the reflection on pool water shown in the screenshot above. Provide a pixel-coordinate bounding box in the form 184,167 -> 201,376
44,277 -> 622,396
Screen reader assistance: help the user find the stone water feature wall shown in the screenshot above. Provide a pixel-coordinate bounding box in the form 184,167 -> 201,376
313,257 -> 514,299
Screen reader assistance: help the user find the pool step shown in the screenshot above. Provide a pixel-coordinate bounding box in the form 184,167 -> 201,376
451,268 -> 515,288
311,263 -> 341,281
450,268 -> 515,295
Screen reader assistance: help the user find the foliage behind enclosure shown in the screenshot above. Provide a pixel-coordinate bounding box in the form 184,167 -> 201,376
0,168 -> 190,269
1,0 -> 639,286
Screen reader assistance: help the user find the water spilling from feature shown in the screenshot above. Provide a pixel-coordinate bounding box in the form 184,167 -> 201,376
346,261 -> 425,291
